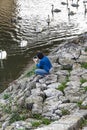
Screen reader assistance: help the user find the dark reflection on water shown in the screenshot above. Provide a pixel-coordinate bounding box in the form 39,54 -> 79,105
0,0 -> 87,92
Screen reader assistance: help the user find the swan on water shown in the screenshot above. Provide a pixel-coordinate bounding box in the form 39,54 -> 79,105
51,4 -> 61,13
71,3 -> 79,7
68,8 -> 76,16
84,4 -> 87,13
61,0 -> 68,5
20,40 -> 28,47
71,0 -> 79,8
83,0 -> 87,4
0,50 -> 7,60
71,2 -> 79,7
46,15 -> 50,26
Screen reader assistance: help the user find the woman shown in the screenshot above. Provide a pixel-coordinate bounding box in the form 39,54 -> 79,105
33,52 -> 52,76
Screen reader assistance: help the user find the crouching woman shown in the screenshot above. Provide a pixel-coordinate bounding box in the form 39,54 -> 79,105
33,52 -> 52,76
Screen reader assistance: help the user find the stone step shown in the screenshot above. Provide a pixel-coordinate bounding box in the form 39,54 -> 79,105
35,110 -> 87,130
82,127 -> 87,130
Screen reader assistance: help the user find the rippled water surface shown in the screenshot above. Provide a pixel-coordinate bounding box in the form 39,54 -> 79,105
0,0 -> 87,92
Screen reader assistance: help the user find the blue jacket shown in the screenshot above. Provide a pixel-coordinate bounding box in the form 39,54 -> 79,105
36,56 -> 52,72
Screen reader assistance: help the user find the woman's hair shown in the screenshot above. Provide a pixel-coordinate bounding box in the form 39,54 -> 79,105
37,52 -> 44,59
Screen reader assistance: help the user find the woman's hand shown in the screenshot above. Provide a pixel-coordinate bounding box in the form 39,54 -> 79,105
33,57 -> 38,64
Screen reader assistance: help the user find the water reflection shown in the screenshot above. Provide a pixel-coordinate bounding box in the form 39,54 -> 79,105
0,50 -> 7,60
0,0 -> 87,92
0,50 -> 7,69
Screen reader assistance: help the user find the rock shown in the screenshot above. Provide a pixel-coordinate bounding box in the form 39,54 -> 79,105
2,121 -> 9,130
47,82 -> 61,89
44,88 -> 63,97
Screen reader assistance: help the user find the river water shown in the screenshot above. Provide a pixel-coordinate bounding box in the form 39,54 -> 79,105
0,0 -> 87,92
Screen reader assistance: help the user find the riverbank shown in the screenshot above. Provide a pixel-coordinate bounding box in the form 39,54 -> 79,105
0,35 -> 87,130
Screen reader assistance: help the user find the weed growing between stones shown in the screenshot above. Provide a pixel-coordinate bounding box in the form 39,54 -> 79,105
57,76 -> 69,94
81,62 -> 87,69
31,114 -> 51,128
77,101 -> 83,107
32,114 -> 51,124
1,97 -> 13,114
61,109 -> 70,115
17,129 -> 25,130
80,78 -> 87,92
31,118 -> 51,128
25,66 -> 36,77
77,101 -> 87,109
32,114 -> 42,119
41,118 -> 51,125
79,105 -> 87,109
80,78 -> 87,84
32,121 -> 42,127
83,86 -> 87,92
9,111 -> 26,124
3,93 -> 11,99
0,98 -> 52,126
57,82 -> 66,93
80,118 -> 87,129
0,97 -> 28,124
85,48 -> 87,52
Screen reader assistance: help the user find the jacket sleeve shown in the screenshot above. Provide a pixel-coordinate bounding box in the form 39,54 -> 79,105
36,60 -> 42,68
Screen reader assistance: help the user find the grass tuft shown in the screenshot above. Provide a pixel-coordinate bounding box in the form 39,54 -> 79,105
81,62 -> 87,69
3,93 -> 10,99
61,109 -> 70,115
80,78 -> 87,84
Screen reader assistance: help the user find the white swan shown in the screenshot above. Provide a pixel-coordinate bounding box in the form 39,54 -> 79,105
71,0 -> 79,7
68,8 -> 76,16
61,0 -> 68,5
83,0 -> 87,4
46,15 -> 50,26
0,50 -> 7,60
71,3 -> 79,7
20,40 -> 28,47
84,4 -> 87,13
